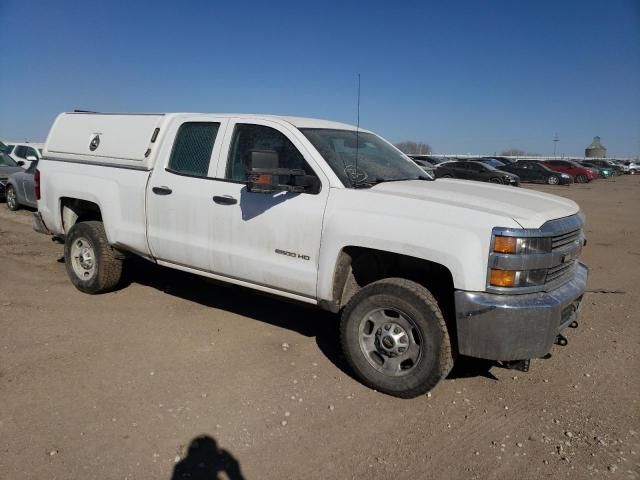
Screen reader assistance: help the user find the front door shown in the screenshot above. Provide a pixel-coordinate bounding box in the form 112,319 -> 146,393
208,120 -> 329,299
147,119 -> 227,271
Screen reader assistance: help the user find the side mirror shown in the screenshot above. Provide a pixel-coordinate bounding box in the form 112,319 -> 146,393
247,150 -> 319,194
17,160 -> 25,166
26,155 -> 37,162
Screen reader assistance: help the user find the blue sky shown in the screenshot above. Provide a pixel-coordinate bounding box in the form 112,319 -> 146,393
1,0 -> 638,156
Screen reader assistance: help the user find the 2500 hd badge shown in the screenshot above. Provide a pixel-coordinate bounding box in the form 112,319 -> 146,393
275,249 -> 310,261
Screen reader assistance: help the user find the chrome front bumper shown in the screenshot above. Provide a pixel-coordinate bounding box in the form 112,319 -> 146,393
454,262 -> 588,361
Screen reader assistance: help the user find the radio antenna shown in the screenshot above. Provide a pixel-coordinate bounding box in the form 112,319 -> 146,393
354,73 -> 361,186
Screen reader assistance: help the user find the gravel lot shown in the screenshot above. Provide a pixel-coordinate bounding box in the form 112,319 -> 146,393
1,176 -> 638,480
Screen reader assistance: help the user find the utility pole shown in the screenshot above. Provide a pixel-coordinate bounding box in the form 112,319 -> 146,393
553,133 -> 559,157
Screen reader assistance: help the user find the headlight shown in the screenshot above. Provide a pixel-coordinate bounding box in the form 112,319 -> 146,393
489,268 -> 547,288
493,236 -> 551,254
561,174 -> 571,178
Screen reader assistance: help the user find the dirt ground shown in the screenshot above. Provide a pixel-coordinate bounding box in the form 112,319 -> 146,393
1,176 -> 639,480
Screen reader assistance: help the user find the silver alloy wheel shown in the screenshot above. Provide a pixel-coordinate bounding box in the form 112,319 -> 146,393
358,308 -> 423,377
6,186 -> 17,209
548,175 -> 559,185
70,237 -> 97,280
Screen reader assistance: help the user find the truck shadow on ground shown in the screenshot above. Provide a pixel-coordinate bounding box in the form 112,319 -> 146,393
124,259 -> 496,384
171,435 -> 245,480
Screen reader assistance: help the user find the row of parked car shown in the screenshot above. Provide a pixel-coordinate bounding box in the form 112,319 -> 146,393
0,141 -> 42,209
1,138 -> 639,213
409,155 -> 639,187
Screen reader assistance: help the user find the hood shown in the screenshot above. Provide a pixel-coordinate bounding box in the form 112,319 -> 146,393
370,179 -> 579,229
0,166 -> 23,178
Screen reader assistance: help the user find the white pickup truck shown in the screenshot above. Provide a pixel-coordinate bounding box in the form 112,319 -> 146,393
34,112 -> 588,398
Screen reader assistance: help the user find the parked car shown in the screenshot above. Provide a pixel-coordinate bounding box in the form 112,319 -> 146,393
5,142 -> 43,169
5,159 -> 38,210
500,160 -> 573,185
543,160 -> 598,183
610,160 -> 630,174
435,160 -> 520,186
0,152 -> 25,200
622,161 -> 639,175
579,161 -> 614,179
410,158 -> 435,178
408,155 -> 448,166
34,111 -> 588,398
581,159 -> 623,176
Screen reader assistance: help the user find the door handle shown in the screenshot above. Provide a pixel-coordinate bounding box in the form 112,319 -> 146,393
152,186 -> 173,195
213,195 -> 237,205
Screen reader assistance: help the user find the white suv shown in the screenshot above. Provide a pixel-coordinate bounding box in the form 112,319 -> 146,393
5,142 -> 43,169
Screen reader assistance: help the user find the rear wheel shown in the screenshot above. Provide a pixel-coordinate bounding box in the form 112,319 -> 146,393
547,175 -> 560,185
575,174 -> 587,183
441,174 -> 453,178
340,278 -> 454,398
64,221 -> 123,294
5,185 -> 19,211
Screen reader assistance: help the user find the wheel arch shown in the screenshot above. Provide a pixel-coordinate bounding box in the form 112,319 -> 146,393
60,197 -> 104,235
324,247 -> 457,344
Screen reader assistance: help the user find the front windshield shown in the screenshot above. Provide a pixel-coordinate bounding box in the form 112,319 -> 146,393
0,152 -> 19,167
300,128 -> 426,187
0,141 -> 6,153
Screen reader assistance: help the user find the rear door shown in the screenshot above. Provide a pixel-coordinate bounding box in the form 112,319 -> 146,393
146,118 -> 228,272
517,162 -> 536,181
22,161 -> 38,205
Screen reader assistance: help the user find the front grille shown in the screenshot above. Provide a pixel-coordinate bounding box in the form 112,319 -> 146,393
551,229 -> 581,251
547,224 -> 583,286
546,261 -> 575,283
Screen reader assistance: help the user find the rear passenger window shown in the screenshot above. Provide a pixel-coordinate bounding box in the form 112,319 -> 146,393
168,122 -> 220,177
226,124 -> 314,182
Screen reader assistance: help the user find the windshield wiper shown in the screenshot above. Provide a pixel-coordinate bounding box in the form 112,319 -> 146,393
353,176 -> 431,188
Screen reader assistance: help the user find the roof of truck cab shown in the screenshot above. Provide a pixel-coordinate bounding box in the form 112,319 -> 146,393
63,111 -> 364,132
170,113 -> 363,131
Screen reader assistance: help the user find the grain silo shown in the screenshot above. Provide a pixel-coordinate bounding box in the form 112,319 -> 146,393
585,136 -> 607,158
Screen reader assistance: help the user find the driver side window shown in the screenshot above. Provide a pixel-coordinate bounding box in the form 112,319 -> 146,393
226,124 -> 315,182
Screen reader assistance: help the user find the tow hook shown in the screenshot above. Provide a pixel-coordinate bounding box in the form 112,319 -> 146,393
555,333 -> 568,346
569,320 -> 579,329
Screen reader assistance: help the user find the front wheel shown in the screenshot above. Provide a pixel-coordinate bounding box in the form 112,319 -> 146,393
5,185 -> 19,211
575,174 -> 587,183
340,278 -> 454,398
547,175 -> 560,185
489,177 -> 503,184
64,221 -> 123,294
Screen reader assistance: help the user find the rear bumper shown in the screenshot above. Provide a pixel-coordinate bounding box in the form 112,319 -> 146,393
32,211 -> 52,235
454,262 -> 588,361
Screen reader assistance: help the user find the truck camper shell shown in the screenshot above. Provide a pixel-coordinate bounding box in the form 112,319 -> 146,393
44,112 -> 167,170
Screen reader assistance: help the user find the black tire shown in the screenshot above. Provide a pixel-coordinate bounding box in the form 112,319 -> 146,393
631,170 -> 637,175
575,174 -> 587,183
441,174 -> 453,178
489,177 -> 503,184
547,175 -> 560,185
5,185 -> 19,211
340,278 -> 454,398
64,221 -> 123,294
